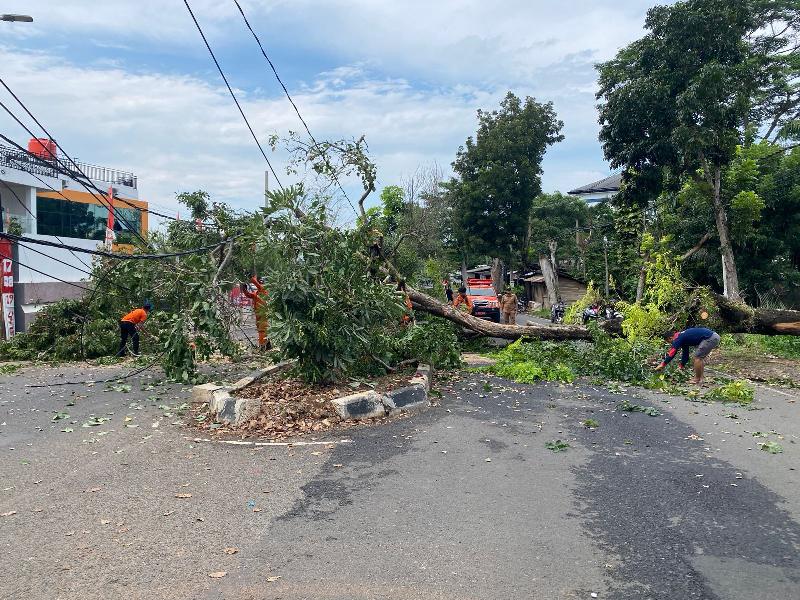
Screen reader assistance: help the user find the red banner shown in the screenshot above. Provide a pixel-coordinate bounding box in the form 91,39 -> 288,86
104,186 -> 116,248
0,238 -> 15,339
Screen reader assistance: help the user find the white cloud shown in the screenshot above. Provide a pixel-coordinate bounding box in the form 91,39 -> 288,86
1,1 -> 660,224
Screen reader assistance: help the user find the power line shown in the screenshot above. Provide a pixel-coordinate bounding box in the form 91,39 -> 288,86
0,248 -> 91,291
0,110 -> 149,248
0,139 -> 191,244
0,77 -> 188,226
182,0 -> 284,192
16,241 -> 94,277
231,0 -> 357,216
0,178 -> 93,270
0,230 -> 238,260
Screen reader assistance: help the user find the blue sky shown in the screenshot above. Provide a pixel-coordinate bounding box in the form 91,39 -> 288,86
0,1 -> 661,224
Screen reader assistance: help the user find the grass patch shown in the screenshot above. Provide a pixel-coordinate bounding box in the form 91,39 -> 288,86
583,418 -> 600,429
0,363 -> 21,375
721,333 -> 800,360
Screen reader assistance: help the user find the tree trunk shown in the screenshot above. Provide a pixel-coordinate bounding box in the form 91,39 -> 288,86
710,167 -> 741,300
491,257 -> 504,293
407,286 -> 593,340
538,254 -> 558,307
548,240 -> 560,300
460,255 -> 467,286
712,294 -> 800,336
406,285 -> 800,342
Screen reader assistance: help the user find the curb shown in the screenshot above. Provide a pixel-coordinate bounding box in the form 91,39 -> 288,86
195,363 -> 433,426
330,364 -> 432,421
192,361 -> 293,425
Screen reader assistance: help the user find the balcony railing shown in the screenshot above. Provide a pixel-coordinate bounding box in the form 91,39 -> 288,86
0,143 -> 137,189
0,143 -> 60,179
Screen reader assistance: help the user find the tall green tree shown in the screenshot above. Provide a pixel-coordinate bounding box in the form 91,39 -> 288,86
528,192 -> 589,303
596,0 -> 800,300
451,91 -> 564,290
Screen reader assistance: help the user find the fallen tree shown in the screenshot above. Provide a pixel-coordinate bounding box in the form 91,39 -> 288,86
714,294 -> 800,336
407,285 -> 800,340
408,286 -> 595,340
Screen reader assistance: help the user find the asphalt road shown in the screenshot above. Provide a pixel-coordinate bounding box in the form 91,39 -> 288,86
1,361 -> 799,599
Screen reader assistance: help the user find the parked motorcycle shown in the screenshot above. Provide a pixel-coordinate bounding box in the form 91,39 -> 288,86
582,304 -> 600,325
551,299 -> 566,324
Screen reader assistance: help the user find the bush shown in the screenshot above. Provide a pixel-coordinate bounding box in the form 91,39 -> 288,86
393,318 -> 462,369
489,331 -> 662,386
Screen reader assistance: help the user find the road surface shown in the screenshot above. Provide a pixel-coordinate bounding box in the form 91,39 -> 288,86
1,361 -> 799,599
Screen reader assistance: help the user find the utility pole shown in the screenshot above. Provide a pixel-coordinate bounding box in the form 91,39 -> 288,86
264,171 -> 269,208
603,235 -> 609,297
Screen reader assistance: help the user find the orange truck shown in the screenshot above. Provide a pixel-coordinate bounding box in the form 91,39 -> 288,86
465,278 -> 501,322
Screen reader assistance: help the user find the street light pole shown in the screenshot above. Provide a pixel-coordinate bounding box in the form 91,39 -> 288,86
1,14 -> 33,22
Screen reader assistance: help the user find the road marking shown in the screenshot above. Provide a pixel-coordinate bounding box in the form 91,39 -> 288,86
190,437 -> 353,447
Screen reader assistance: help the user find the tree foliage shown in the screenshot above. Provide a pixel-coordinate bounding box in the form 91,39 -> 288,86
451,92 -> 564,260
597,0 -> 800,300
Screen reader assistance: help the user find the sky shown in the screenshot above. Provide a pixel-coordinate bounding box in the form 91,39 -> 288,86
0,0 -> 663,225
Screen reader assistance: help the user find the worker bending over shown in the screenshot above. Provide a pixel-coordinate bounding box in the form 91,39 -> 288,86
453,286 -> 473,314
655,326 -> 720,385
118,301 -> 152,357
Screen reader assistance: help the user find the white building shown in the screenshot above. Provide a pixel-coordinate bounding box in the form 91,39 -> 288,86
0,139 -> 147,333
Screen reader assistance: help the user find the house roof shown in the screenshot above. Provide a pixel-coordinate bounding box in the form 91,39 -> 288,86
522,271 -> 586,285
568,173 -> 622,195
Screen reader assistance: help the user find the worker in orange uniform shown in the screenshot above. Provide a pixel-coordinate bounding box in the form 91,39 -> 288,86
242,275 -> 270,350
398,280 -> 414,325
117,301 -> 152,357
453,286 -> 473,314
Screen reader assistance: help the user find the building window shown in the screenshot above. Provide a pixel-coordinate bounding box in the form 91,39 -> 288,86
36,196 -> 142,243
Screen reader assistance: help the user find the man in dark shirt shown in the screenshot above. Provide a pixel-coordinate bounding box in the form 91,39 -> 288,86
655,327 -> 720,384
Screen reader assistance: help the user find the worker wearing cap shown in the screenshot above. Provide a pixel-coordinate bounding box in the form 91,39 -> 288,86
118,301 -> 152,357
655,326 -> 720,385
242,275 -> 270,350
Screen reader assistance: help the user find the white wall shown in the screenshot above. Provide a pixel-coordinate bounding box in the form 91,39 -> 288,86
16,234 -> 98,283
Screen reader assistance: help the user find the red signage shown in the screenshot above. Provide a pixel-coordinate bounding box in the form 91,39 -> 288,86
0,239 -> 15,339
104,186 -> 116,248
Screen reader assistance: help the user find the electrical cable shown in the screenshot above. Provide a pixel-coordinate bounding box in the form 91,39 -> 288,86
0,248 -> 90,291
14,242 -> 137,297
0,144 -> 186,247
0,230 -> 239,260
0,178 -> 93,270
16,241 -> 93,277
0,77 -> 189,225
24,353 -> 165,387
231,0 -> 357,215
0,124 -> 148,247
182,0 -> 284,192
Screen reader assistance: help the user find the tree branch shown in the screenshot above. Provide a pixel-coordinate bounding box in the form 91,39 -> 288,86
680,232 -> 714,261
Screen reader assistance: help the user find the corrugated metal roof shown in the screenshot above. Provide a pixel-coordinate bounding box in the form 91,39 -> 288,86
568,172 -> 622,195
